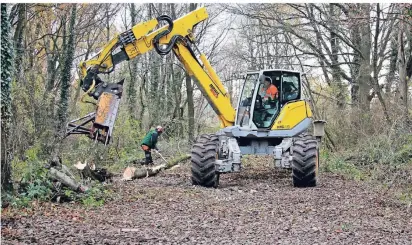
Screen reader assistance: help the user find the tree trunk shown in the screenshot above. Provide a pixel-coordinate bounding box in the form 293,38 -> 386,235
122,154 -> 190,180
106,4 -> 111,82
186,3 -> 197,143
349,4 -> 362,107
128,3 -> 138,120
329,4 -> 345,108
186,74 -> 195,143
247,19 -> 256,70
357,3 -> 372,112
371,3 -> 391,123
138,73 -> 146,130
45,50 -> 59,92
147,3 -> 164,128
397,18 -> 409,123
385,35 -> 398,94
13,3 -> 26,82
53,4 -> 77,156
48,168 -> 81,191
1,3 -> 14,193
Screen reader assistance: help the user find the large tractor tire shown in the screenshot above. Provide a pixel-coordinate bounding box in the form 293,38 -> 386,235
191,134 -> 220,188
291,133 -> 319,187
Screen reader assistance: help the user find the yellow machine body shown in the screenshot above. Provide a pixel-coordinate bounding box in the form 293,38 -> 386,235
272,101 -> 313,130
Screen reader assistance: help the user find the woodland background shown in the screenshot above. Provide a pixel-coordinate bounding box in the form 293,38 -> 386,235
1,3 -> 411,205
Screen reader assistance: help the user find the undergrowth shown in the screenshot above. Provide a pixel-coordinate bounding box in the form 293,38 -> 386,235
2,160 -> 114,210
321,151 -> 367,181
2,124 -> 193,210
66,183 -> 115,208
2,180 -> 113,210
321,131 -> 412,202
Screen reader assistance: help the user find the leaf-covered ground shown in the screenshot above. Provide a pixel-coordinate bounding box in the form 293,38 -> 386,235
2,160 -> 412,244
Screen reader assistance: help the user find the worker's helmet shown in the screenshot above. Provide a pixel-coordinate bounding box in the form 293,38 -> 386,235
156,125 -> 164,133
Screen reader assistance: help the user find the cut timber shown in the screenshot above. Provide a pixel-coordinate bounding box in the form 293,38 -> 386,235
122,154 -> 190,181
49,167 -> 81,191
47,157 -> 87,193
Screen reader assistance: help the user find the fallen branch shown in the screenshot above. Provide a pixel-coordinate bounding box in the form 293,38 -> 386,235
122,154 -> 190,181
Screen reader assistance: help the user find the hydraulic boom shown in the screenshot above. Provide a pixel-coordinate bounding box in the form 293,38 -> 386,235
66,7 -> 235,144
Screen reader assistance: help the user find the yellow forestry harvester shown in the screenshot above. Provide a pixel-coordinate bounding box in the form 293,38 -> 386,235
66,7 -> 326,188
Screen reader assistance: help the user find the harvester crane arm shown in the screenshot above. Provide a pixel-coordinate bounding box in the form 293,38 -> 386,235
68,7 -> 235,144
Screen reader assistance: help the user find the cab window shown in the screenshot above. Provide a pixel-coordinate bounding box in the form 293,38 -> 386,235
282,73 -> 300,102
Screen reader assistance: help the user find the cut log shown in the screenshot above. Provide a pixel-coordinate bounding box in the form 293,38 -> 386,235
48,167 -> 81,191
122,154 -> 190,181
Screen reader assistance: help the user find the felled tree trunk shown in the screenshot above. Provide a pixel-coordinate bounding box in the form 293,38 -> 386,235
123,154 -> 190,181
49,167 -> 80,191
47,157 -> 86,192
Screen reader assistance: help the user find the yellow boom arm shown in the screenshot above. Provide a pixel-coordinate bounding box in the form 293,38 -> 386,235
79,7 -> 235,127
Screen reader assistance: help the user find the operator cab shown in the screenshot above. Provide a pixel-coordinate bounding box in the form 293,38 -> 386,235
235,69 -> 302,129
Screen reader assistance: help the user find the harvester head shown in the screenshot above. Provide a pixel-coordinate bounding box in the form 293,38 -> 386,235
65,79 -> 124,145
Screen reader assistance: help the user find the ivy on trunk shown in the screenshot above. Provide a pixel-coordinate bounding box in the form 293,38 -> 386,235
1,3 -> 14,193
53,4 -> 77,156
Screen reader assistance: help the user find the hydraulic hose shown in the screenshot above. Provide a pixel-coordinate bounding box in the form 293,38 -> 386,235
153,15 -> 175,55
152,14 -> 201,66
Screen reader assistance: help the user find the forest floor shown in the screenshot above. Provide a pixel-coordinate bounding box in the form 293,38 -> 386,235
2,157 -> 412,245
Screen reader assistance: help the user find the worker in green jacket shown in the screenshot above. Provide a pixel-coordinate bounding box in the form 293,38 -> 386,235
140,125 -> 164,165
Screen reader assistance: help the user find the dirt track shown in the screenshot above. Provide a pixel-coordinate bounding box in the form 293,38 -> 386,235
2,161 -> 412,245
